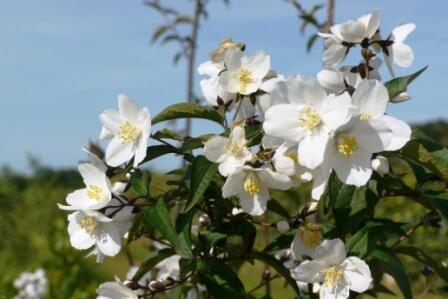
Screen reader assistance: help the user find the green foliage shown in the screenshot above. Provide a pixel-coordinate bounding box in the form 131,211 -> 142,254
385,66 -> 427,101
151,103 -> 225,126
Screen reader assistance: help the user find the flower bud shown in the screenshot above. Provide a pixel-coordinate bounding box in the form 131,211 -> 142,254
262,269 -> 271,282
276,221 -> 290,234
371,155 -> 389,175
149,280 -> 164,292
392,92 -> 411,103
198,214 -> 210,227
123,280 -> 139,290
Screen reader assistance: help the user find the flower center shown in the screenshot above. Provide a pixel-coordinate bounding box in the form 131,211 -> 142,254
118,121 -> 141,144
81,217 -> 97,234
243,173 -> 261,195
227,142 -> 246,158
220,38 -> 236,49
301,223 -> 323,248
337,134 -> 358,157
360,112 -> 373,120
324,266 -> 344,287
236,69 -> 253,93
87,185 -> 103,200
298,107 -> 322,131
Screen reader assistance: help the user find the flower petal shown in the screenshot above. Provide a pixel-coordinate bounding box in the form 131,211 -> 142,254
204,136 -> 229,163
391,42 -> 414,68
315,238 -> 347,266
298,133 -> 329,169
239,187 -> 269,216
264,104 -> 304,142
351,80 -> 389,117
257,168 -> 292,190
382,115 -> 411,151
222,172 -> 245,197
291,260 -> 328,283
392,23 -> 416,43
243,50 -> 270,79
105,136 -> 135,167
342,256 -> 372,293
118,93 -> 140,123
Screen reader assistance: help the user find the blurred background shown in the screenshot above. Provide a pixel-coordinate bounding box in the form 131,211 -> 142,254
1,0 -> 447,298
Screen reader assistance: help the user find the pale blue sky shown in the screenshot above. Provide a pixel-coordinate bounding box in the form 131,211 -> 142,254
0,0 -> 447,171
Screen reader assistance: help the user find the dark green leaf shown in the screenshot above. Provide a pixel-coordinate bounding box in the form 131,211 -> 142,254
372,247 -> 412,299
152,103 -> 224,126
385,66 -> 427,101
132,248 -> 174,281
197,260 -> 246,299
181,135 -> 212,152
175,209 -> 195,255
142,145 -> 178,164
143,198 -> 192,258
419,191 -> 448,221
263,233 -> 294,253
249,252 -> 301,296
184,156 -> 218,212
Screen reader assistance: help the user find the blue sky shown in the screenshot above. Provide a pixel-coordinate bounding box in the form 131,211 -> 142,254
0,0 -> 447,172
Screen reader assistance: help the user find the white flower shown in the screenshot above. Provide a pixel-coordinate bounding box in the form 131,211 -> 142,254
291,223 -> 323,259
156,255 -> 181,281
319,11 -> 379,65
351,80 -> 411,151
97,281 -> 137,299
219,48 -> 270,95
67,207 -> 134,260
198,60 -> 235,106
209,38 -> 244,64
292,239 -> 372,299
371,155 -> 389,175
384,23 -> 415,73
264,76 -> 352,169
323,117 -> 392,187
13,269 -> 47,299
222,165 -> 292,215
275,249 -> 297,270
317,58 -> 382,94
319,33 -> 347,65
126,266 -> 152,286
330,11 -> 379,44
203,124 -> 252,176
58,163 -> 112,211
99,94 -> 151,167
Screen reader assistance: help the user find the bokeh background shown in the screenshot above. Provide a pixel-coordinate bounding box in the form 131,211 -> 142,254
1,0 -> 447,298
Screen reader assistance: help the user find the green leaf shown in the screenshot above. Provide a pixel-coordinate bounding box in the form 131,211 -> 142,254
372,247 -> 413,299
184,155 -> 218,212
151,25 -> 168,43
197,260 -> 246,299
142,145 -> 178,164
130,170 -> 151,196
132,248 -> 174,281
249,252 -> 301,296
394,246 -> 448,284
152,128 -> 182,141
385,66 -> 427,101
152,103 -> 224,126
347,219 -> 404,257
175,209 -> 195,255
143,198 -> 192,258
181,135 -> 212,152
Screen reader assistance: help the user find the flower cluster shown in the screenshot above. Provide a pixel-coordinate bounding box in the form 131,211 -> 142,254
13,269 -> 48,299
58,95 -> 149,262
58,10 -> 425,299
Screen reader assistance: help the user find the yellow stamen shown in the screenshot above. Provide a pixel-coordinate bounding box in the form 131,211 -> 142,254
324,266 -> 344,287
87,185 -> 103,200
298,107 -> 322,130
118,121 -> 141,144
244,173 -> 261,195
236,69 -> 253,93
337,135 -> 358,157
81,217 -> 97,234
360,112 -> 373,120
301,223 -> 323,248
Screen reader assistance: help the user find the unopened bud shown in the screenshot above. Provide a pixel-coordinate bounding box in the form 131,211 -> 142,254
392,92 -> 411,103
149,280 -> 164,292
276,221 -> 290,234
199,214 -> 210,227
371,155 -> 389,175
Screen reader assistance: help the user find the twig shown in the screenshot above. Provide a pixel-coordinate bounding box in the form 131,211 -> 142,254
248,274 -> 280,294
391,221 -> 423,248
